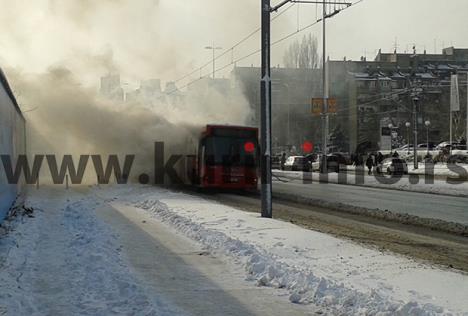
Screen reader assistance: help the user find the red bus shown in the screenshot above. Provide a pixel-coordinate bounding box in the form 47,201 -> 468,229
189,125 -> 259,190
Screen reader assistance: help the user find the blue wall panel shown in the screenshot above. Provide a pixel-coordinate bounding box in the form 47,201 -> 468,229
0,68 -> 26,223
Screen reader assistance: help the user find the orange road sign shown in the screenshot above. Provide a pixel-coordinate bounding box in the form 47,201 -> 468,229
311,98 -> 337,116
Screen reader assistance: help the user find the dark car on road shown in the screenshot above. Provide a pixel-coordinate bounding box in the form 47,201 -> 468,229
271,155 -> 281,170
284,156 -> 311,172
382,158 -> 408,175
330,152 -> 353,166
319,154 -> 340,173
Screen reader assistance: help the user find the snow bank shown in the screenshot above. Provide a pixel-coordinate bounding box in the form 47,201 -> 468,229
0,188 -> 182,315
104,185 -> 468,315
273,170 -> 468,197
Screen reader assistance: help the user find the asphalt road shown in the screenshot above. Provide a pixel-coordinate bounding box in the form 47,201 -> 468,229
272,179 -> 468,226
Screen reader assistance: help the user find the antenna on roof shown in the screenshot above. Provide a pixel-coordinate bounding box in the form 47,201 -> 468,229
393,37 -> 399,54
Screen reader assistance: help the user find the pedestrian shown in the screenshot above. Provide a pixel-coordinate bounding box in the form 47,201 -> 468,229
366,155 -> 374,175
280,152 -> 287,171
376,152 -> 384,174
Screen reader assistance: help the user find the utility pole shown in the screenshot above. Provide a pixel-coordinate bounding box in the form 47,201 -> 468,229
450,74 -> 460,155
259,0 -> 351,218
205,44 -> 223,79
261,0 -> 272,218
321,0 -> 329,172
413,96 -> 419,169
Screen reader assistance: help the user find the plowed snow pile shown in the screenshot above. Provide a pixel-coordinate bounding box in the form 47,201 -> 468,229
103,185 -> 468,315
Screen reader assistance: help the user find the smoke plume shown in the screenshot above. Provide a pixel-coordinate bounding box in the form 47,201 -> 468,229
0,0 -> 256,183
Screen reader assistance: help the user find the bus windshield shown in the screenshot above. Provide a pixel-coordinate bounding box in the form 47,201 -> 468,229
204,136 -> 257,167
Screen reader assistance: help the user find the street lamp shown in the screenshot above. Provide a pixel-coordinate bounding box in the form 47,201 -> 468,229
205,44 -> 223,79
405,122 -> 411,154
425,120 -> 431,155
388,124 -> 394,151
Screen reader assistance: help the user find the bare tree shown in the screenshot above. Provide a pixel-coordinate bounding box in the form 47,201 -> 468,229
283,34 -> 320,69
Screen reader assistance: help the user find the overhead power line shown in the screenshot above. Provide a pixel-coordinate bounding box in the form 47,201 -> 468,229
173,3 -> 297,85
167,0 -> 364,95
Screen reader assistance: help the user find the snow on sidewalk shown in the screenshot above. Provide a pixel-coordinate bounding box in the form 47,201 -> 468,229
104,185 -> 468,315
0,188 -> 184,316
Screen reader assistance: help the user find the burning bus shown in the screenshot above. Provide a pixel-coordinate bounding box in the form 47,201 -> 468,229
188,125 -> 259,190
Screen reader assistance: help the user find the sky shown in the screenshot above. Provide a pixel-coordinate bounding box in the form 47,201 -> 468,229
0,0 -> 467,89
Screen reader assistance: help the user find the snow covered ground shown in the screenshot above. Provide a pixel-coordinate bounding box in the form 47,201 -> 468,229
0,188 -> 185,315
2,185 -> 468,315
407,163 -> 468,177
101,185 -> 468,315
273,170 -> 468,197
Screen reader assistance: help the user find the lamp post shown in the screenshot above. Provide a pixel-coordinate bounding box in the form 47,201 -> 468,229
405,122 -> 411,154
205,44 -> 223,79
388,123 -> 394,151
425,120 -> 431,155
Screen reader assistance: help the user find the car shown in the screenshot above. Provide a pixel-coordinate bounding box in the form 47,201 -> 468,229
417,143 -> 436,150
319,154 -> 340,173
330,152 -> 353,165
436,142 -> 467,151
271,155 -> 281,170
284,156 -> 311,172
382,158 -> 408,175
396,144 -> 414,151
304,153 -> 319,163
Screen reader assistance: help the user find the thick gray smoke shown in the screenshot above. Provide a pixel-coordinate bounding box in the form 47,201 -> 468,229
7,64 -> 250,183
0,1 -> 256,183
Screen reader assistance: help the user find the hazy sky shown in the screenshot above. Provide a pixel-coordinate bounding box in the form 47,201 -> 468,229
0,0 -> 467,89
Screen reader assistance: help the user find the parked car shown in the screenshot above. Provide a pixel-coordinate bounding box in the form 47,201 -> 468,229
436,142 -> 467,151
271,155 -> 281,170
382,158 -> 408,175
330,152 -> 353,165
319,154 -> 340,173
304,153 -> 319,163
417,143 -> 436,150
284,156 -> 311,172
396,144 -> 414,151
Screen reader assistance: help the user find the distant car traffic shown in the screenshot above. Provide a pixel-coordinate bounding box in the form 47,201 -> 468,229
382,158 -> 408,175
284,156 -> 311,172
436,141 -> 467,151
417,143 -> 436,150
396,144 -> 414,151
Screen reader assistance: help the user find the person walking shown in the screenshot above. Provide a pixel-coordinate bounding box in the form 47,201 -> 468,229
366,155 -> 374,175
376,152 -> 384,174
280,152 -> 287,171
